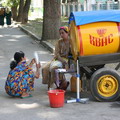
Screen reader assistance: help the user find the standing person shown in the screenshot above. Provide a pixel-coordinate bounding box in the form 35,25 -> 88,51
5,51 -> 41,98
42,26 -> 70,90
0,7 -> 5,27
5,8 -> 12,26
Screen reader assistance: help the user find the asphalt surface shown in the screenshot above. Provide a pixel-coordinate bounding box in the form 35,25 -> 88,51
0,24 -> 120,120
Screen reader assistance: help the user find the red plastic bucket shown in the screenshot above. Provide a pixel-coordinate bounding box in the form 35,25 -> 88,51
48,89 -> 65,108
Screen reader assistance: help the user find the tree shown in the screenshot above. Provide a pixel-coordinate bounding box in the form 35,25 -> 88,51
62,0 -> 67,3
22,0 -> 31,24
17,0 -> 31,23
17,0 -> 24,22
67,0 -> 77,2
42,0 -> 61,40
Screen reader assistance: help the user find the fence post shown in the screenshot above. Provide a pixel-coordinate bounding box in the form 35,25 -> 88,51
119,1 -> 120,9
83,1 -> 87,11
106,1 -> 112,10
87,0 -> 92,11
96,1 -> 101,10
64,3 -> 67,16
89,3 -> 92,11
65,4 -> 68,16
72,2 -> 75,12
77,3 -> 81,11
61,3 -> 66,17
61,4 -> 63,16
67,3 -> 70,17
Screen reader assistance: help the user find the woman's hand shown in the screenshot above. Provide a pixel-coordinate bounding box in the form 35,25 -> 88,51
36,62 -> 41,69
32,58 -> 36,64
35,62 -> 41,79
29,58 -> 35,67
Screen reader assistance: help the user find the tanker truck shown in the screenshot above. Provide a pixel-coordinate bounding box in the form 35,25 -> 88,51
69,10 -> 120,102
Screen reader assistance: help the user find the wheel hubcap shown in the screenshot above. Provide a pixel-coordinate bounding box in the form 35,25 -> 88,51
97,75 -> 118,97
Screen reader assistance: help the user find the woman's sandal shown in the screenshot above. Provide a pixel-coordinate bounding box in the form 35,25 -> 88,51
21,94 -> 32,99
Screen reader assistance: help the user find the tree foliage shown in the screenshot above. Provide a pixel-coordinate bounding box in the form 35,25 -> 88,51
5,0 -> 31,23
6,0 -> 19,7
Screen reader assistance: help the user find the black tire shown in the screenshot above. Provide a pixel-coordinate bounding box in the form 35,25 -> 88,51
90,68 -> 120,102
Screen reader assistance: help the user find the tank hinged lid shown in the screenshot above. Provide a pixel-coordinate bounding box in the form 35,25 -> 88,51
69,10 -> 120,26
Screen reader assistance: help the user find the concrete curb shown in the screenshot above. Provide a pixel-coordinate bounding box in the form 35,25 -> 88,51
18,25 -> 55,53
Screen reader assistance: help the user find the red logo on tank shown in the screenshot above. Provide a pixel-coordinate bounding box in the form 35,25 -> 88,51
97,29 -> 107,37
89,29 -> 113,47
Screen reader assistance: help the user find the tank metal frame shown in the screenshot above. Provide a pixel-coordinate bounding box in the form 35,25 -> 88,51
78,52 -> 120,76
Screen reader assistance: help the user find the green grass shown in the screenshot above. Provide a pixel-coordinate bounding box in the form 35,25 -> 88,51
22,20 -> 43,38
21,17 -> 69,38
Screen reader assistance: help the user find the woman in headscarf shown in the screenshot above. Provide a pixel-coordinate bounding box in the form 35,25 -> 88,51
0,7 -> 5,26
5,51 -> 41,98
5,8 -> 12,26
42,26 -> 70,90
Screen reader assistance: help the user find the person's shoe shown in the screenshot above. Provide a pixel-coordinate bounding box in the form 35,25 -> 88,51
56,87 -> 60,89
64,81 -> 69,90
21,94 -> 32,99
59,81 -> 69,90
21,92 -> 32,99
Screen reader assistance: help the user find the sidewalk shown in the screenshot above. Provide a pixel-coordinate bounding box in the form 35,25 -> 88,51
0,24 -> 92,120
0,25 -> 53,120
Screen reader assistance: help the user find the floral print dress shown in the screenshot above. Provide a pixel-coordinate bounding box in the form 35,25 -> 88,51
5,61 -> 35,97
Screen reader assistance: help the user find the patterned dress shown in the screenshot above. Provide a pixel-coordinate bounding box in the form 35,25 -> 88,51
5,61 -> 35,97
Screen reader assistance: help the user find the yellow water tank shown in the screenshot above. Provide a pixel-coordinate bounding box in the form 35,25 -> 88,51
70,21 -> 120,60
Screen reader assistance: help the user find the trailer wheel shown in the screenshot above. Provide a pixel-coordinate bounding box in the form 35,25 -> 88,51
90,68 -> 120,101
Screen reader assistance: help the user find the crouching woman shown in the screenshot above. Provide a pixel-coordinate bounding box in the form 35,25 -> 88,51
5,51 -> 41,98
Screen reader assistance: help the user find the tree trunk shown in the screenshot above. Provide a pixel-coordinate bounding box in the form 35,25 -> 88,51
17,0 -> 24,22
62,0 -> 67,3
42,0 -> 61,40
22,0 -> 31,24
11,6 -> 18,21
68,0 -> 77,2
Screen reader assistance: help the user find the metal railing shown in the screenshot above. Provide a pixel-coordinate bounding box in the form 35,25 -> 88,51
61,1 -> 120,17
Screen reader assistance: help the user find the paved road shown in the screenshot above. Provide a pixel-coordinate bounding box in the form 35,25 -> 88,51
0,25 -> 120,120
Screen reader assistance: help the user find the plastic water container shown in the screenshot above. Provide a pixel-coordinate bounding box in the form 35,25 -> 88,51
70,76 -> 81,92
48,89 -> 65,108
